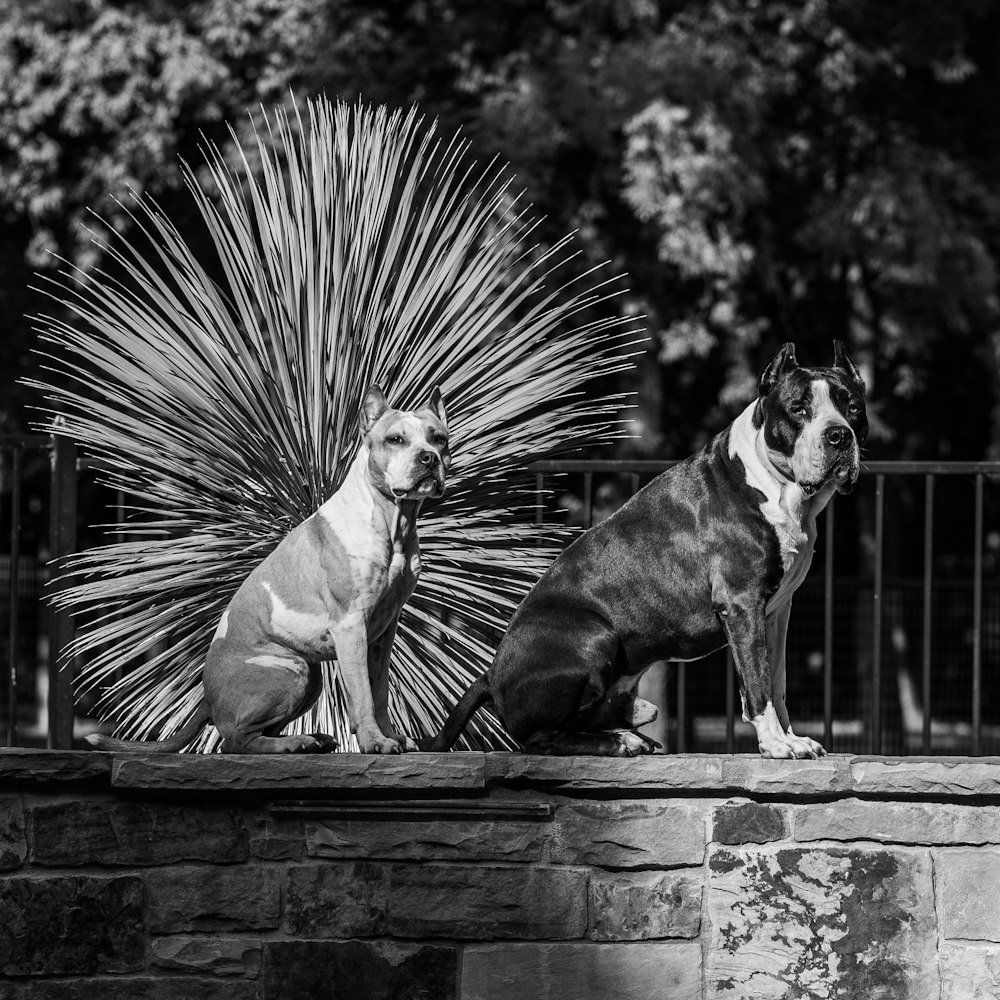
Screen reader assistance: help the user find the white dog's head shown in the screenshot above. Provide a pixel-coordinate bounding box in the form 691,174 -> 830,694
359,385 -> 450,501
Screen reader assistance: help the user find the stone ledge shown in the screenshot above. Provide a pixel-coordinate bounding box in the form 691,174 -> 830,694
4,749 -> 1000,800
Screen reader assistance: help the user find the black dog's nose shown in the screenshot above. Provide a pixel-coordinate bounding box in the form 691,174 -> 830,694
418,450 -> 438,467
824,425 -> 851,448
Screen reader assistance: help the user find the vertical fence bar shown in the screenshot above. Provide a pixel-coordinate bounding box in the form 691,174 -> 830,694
48,434 -> 78,750
823,496 -> 835,750
676,662 -> 687,753
583,472 -> 594,528
921,475 -> 934,754
725,649 -> 735,754
872,474 -> 885,755
972,473 -> 984,756
7,447 -> 23,746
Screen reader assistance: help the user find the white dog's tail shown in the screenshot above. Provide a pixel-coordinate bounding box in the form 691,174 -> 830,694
86,699 -> 211,753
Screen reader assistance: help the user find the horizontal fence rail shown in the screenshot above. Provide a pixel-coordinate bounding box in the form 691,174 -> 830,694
1,432 -> 998,754
531,458 -> 1000,757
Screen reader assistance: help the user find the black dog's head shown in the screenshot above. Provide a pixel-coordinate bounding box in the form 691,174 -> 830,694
752,341 -> 868,496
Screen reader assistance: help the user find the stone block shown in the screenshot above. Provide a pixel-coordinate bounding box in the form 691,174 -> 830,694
0,748 -> 112,784
0,794 -> 26,869
246,811 -> 308,860
713,801 -> 787,844
112,751 -> 484,791
284,862 -> 387,937
938,848 -> 1000,941
551,800 -> 706,867
150,935 -> 262,977
705,844 -> 938,999
794,800 -> 1000,845
30,797 -> 247,866
461,941 -> 702,1000
720,754 -> 853,795
589,870 -> 701,940
261,940 -> 457,1000
145,864 -> 281,932
940,943 -> 1000,999
304,812 -> 547,863
851,756 -> 1000,797
18,978 -> 258,1000
387,863 -> 588,940
0,874 -> 144,975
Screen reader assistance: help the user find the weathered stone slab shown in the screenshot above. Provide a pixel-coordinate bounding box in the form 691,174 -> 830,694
490,752 -> 855,796
794,800 -> 1000,845
551,800 -> 707,867
150,935 -> 262,978
261,940 -> 457,1000
29,797 -> 247,866
284,862 -> 387,937
304,811 -> 547,863
0,794 -> 25,869
0,748 -> 112,784
0,874 -> 144,975
713,801 -> 787,844
387,863 -> 588,940
145,864 -> 282,932
940,943 -> 1000,999
705,844 -> 937,999
720,754 -> 853,795
938,848 -> 1000,941
18,978 -> 257,1000
112,751 -> 484,791
488,752 -> 726,791
851,756 -> 1000,797
462,942 -> 702,1000
589,870 -> 702,940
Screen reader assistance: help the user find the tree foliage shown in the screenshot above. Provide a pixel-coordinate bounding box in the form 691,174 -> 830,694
3,0 -> 999,459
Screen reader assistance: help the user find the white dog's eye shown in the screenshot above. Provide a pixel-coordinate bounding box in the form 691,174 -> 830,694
432,433 -> 447,446
386,434 -> 405,445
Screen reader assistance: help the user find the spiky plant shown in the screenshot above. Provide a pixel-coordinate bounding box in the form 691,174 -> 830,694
30,98 -> 636,751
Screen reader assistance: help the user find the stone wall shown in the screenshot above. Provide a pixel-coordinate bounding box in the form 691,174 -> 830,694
2,749 -> 1000,999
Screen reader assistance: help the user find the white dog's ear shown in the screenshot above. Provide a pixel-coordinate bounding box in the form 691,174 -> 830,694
426,386 -> 447,431
359,385 -> 389,436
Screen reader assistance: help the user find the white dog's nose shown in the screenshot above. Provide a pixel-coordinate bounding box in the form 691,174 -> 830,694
418,450 -> 438,467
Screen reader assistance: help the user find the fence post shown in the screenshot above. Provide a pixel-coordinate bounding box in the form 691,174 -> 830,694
48,432 -> 77,749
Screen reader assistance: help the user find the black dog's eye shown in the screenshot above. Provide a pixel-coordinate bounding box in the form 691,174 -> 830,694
848,402 -> 862,416
789,402 -> 808,418
386,434 -> 405,446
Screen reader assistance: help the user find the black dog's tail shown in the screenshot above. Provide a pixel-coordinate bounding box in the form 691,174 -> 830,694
418,673 -> 492,752
85,699 -> 211,753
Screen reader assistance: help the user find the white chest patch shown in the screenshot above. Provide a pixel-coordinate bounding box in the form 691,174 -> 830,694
728,403 -> 828,616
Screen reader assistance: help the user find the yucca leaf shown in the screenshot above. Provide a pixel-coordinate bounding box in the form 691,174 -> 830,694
28,97 -> 639,751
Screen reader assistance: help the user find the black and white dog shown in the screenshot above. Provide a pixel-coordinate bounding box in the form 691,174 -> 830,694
426,342 -> 867,758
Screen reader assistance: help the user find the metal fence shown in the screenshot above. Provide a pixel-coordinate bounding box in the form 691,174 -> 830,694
2,432 -> 998,754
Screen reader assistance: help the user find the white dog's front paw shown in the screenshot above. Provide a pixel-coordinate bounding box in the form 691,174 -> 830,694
357,728 -> 402,754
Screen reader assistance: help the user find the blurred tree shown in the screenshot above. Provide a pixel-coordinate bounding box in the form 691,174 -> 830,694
2,0 -> 999,460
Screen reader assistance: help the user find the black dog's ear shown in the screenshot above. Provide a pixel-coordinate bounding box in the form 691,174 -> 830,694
832,340 -> 866,395
759,343 -> 798,396
426,385 -> 448,431
359,385 -> 389,436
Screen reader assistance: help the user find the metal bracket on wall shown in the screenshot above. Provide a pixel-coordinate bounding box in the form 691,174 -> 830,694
266,799 -> 554,822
